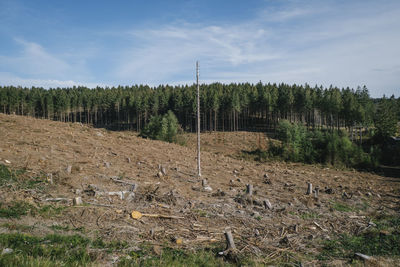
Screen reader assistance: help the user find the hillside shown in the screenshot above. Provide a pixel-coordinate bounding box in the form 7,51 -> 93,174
0,113 -> 399,266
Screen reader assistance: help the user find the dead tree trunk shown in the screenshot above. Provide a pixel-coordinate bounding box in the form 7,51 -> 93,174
196,61 -> 201,177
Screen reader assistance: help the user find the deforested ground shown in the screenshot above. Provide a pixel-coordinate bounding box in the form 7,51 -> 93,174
0,113 -> 399,266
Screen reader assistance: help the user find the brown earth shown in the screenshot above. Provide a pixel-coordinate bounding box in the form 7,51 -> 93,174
0,113 -> 399,266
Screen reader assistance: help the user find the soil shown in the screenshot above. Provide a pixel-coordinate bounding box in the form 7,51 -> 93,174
0,113 -> 399,266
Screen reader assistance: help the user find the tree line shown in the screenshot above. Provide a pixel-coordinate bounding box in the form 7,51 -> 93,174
0,83 -> 399,134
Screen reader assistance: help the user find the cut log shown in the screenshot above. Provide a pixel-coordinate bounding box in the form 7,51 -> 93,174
109,177 -> 137,189
108,191 -> 131,200
131,210 -> 184,220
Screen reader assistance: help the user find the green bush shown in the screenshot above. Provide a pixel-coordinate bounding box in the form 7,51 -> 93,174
269,120 -> 376,169
140,110 -> 182,143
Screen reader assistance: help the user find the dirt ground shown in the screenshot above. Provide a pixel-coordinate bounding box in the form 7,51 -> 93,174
0,113 -> 399,266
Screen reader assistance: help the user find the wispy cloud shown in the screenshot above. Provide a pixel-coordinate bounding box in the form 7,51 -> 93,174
0,72 -> 106,89
0,38 -> 99,86
111,1 -> 400,96
113,22 -> 280,84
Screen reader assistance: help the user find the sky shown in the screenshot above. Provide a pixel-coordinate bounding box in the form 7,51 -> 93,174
0,0 -> 399,97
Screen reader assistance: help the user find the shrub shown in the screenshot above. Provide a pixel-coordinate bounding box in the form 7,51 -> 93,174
271,120 -> 375,168
140,110 -> 182,143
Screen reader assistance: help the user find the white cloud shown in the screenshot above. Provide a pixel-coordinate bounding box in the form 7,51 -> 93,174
1,39 -> 71,78
0,72 -> 105,89
0,38 -> 96,85
114,23 -> 280,84
112,1 -> 400,97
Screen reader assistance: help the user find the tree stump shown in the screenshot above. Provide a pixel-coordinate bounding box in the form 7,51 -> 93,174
246,184 -> 253,196
263,199 -> 272,209
73,197 -> 83,206
66,165 -> 72,174
224,228 -> 236,250
314,187 -> 319,198
306,182 -> 312,195
161,166 -> 167,176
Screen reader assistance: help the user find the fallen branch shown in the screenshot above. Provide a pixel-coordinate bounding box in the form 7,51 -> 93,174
131,210 -> 184,220
109,177 -> 137,188
355,252 -> 372,261
313,221 -> 328,232
85,202 -> 117,208
349,215 -> 366,219
45,198 -> 70,203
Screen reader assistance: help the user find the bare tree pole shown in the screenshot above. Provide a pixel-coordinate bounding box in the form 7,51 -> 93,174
196,61 -> 201,177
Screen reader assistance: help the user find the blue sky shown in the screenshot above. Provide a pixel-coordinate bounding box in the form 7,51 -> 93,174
0,0 -> 399,97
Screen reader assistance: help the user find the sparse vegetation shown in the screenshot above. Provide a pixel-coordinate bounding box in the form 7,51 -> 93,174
0,202 -> 32,219
300,212 -> 320,220
331,201 -> 354,212
0,201 -> 66,219
0,233 -> 93,266
319,215 -> 400,262
0,164 -> 18,186
118,245 -> 256,267
50,224 -> 85,233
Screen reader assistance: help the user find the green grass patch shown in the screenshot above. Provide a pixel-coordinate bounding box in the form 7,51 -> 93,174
92,237 -> 129,252
300,212 -> 320,220
0,164 -> 17,186
0,233 -> 93,266
331,201 -> 354,212
0,202 -> 33,219
0,164 -> 49,191
193,209 -> 208,217
0,201 -> 66,219
0,233 -> 255,267
319,214 -> 400,261
1,223 -> 34,232
33,204 -> 66,218
118,246 -> 236,267
374,214 -> 400,231
0,232 -> 131,266
50,224 -> 85,233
